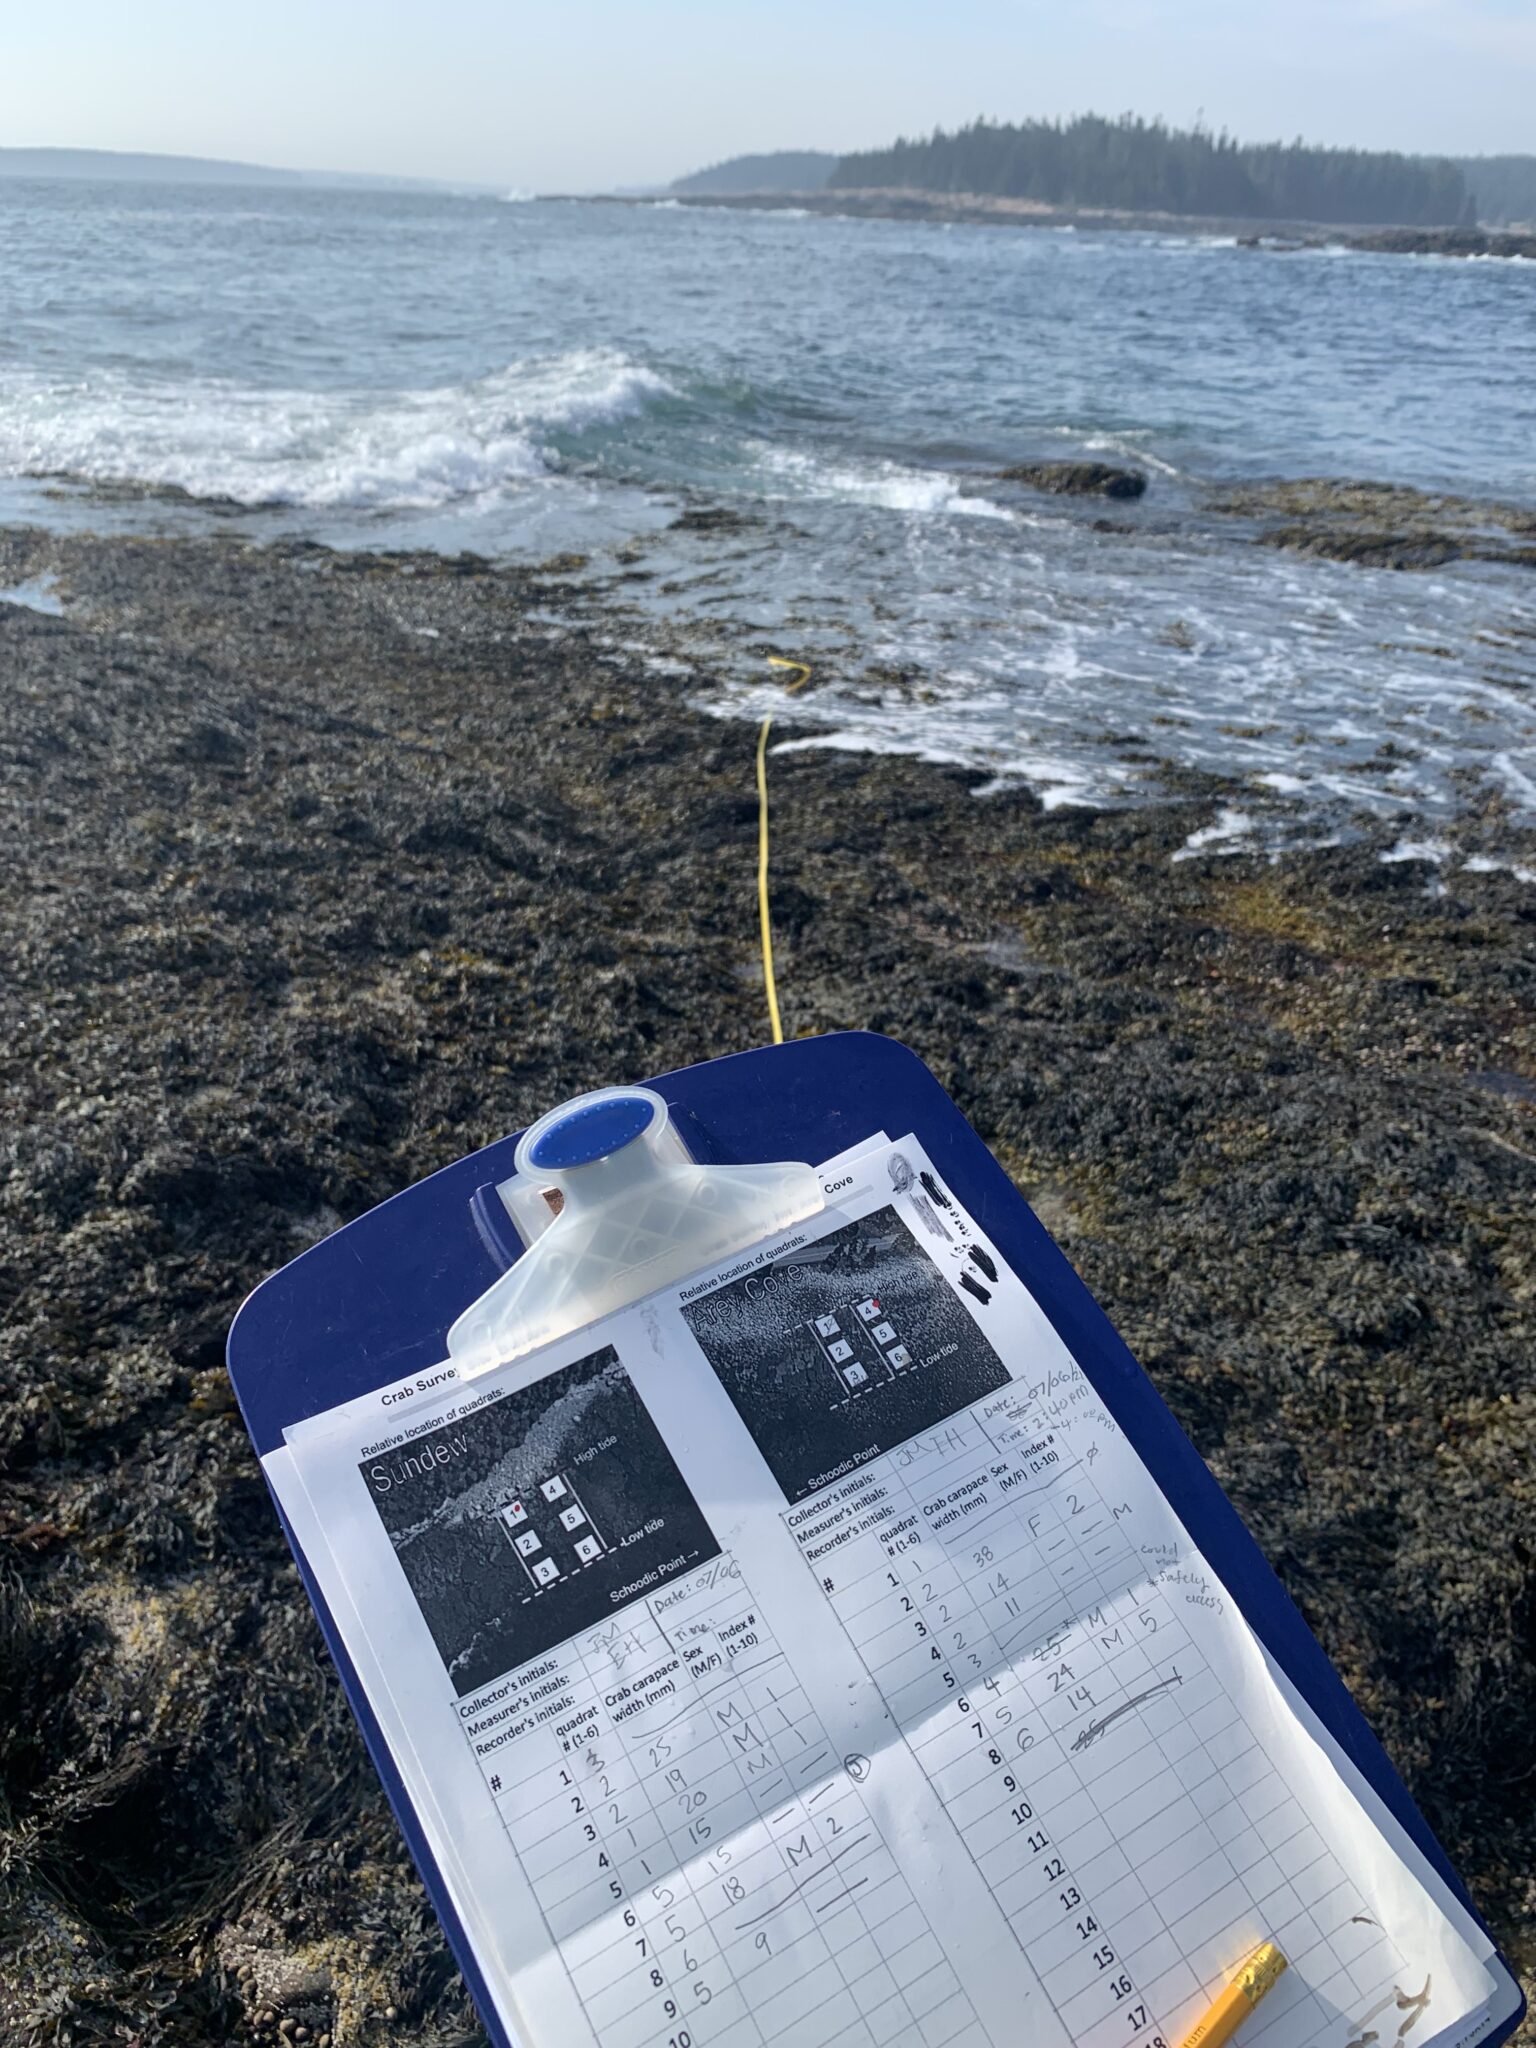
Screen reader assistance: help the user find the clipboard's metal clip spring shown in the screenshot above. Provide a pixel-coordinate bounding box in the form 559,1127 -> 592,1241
447,1086 -> 824,1379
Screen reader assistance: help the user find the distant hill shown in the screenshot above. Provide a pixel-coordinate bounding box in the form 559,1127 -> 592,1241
1455,156 -> 1536,226
830,116 -> 1471,228
0,148 -> 300,184
0,147 -> 465,192
671,150 -> 837,196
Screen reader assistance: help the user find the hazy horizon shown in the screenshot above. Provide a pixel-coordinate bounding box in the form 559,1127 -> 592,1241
2,0 -> 1532,193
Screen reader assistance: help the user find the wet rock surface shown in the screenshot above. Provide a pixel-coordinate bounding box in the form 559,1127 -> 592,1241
1340,227 -> 1536,261
1209,477 -> 1536,572
998,461 -> 1149,500
645,190 -> 1536,261
0,527 -> 1533,2044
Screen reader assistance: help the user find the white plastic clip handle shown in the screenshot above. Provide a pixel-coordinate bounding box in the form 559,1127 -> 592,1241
446,1086 -> 823,1379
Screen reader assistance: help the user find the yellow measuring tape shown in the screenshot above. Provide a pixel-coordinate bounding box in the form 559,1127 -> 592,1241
757,657 -> 812,1044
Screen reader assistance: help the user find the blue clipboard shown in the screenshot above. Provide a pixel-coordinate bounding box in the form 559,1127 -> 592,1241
226,1031 -> 1524,2048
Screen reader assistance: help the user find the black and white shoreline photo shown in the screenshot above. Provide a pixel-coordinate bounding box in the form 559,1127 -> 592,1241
362,1347 -> 720,1694
683,1205 -> 1012,1504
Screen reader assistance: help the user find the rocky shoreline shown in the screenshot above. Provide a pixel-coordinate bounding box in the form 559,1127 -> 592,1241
1,526 -> 1533,2044
1205,477 -> 1536,573
584,188 -> 1536,259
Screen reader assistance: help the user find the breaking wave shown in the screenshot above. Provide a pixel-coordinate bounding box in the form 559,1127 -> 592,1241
0,349 -> 675,511
754,446 -> 1011,519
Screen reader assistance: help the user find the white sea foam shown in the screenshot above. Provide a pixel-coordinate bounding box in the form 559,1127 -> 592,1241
1463,855 -> 1536,883
0,575 -> 63,616
0,350 -> 675,512
1255,772 -> 1308,794
1151,234 -> 1241,252
1173,809 -> 1258,861
1064,428 -> 1187,479
755,446 -> 1011,519
1492,749 -> 1536,813
1381,837 -> 1451,864
769,728 -> 971,771
1078,431 -> 1180,477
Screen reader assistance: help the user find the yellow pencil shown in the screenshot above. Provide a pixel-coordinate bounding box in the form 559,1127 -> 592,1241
1178,1943 -> 1289,2048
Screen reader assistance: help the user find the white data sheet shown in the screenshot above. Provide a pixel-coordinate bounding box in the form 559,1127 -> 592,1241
269,1136 -> 1517,2048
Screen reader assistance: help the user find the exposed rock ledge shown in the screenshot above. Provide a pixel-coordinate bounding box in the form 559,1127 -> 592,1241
1209,477 -> 1536,572
998,461 -> 1148,500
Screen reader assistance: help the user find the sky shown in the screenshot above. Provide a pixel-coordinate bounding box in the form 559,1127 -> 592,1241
2,0 -> 1532,190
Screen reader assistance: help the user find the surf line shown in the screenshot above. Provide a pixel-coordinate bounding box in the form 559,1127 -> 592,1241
756,656 -> 813,1044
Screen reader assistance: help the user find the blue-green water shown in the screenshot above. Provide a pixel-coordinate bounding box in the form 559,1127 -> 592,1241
3,179 -> 1534,830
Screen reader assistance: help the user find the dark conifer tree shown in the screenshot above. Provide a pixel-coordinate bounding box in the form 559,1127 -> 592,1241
830,115 -> 1468,227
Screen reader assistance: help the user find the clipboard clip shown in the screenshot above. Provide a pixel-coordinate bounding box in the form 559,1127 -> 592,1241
447,1085 -> 824,1379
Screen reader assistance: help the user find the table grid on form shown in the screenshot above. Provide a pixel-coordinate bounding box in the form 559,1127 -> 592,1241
465,1557 -> 990,2048
790,1381 -> 1420,2048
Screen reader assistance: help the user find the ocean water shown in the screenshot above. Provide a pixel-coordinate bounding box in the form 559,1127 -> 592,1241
3,178 -> 1534,836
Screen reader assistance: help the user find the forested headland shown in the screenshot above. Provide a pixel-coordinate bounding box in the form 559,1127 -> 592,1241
1452,155 -> 1536,226
826,116 -> 1472,226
